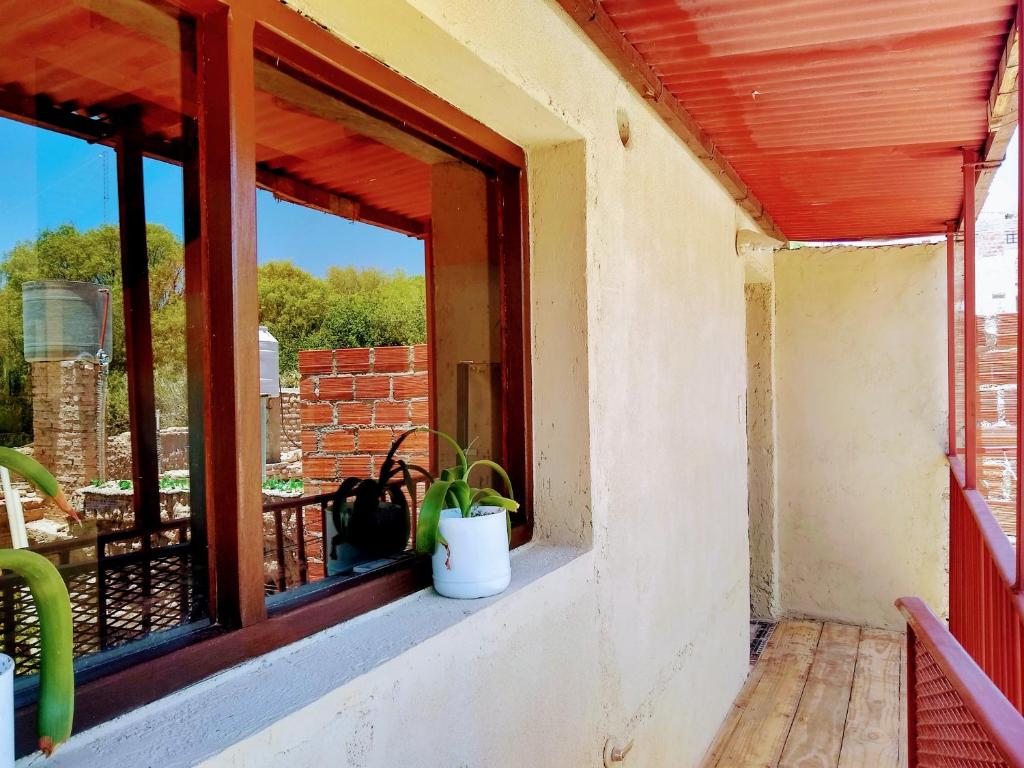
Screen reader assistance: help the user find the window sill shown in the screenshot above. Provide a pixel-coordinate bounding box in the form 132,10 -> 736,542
22,542 -> 588,768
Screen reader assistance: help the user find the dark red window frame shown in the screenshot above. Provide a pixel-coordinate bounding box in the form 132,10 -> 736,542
13,0 -> 531,752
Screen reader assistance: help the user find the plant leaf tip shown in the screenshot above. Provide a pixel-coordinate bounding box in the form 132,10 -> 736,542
38,735 -> 55,757
52,490 -> 79,522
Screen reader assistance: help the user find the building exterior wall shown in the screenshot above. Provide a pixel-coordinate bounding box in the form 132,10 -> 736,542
46,1 -> 757,765
208,1 -> 752,764
775,244 -> 948,630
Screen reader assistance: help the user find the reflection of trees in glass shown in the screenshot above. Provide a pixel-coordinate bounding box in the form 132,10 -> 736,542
258,262 -> 426,386
0,226 -> 426,442
0,223 -> 187,440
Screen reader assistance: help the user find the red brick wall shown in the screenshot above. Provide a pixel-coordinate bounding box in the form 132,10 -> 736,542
298,345 -> 430,495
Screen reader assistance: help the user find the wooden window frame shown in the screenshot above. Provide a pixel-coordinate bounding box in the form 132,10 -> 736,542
13,0 -> 532,753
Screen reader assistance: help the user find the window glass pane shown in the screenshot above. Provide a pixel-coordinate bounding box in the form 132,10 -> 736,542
0,0 -> 207,683
251,54 -> 513,602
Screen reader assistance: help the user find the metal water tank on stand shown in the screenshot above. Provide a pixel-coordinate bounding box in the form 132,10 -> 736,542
22,280 -> 113,363
22,280 -> 113,484
258,326 -> 280,477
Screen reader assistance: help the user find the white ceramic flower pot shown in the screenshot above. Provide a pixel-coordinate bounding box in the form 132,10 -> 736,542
431,507 -> 511,599
0,654 -> 12,768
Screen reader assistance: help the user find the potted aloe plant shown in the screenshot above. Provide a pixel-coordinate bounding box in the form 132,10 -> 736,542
0,447 -> 76,762
414,431 -> 518,599
326,429 -> 429,575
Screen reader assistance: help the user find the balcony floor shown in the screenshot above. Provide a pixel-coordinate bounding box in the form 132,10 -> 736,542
704,620 -> 907,768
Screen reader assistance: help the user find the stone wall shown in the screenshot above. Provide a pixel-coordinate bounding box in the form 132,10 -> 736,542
31,360 -> 103,489
280,389 -> 300,450
298,345 -> 429,495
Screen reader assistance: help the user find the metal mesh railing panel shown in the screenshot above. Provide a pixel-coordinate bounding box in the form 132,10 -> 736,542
915,638 -> 1011,767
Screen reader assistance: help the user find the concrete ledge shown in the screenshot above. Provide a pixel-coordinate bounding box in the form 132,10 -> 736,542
27,543 -> 588,768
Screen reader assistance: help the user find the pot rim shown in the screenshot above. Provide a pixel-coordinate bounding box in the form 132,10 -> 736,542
440,505 -> 505,520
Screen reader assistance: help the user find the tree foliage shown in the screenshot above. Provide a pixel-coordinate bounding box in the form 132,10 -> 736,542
0,225 -> 425,441
258,263 -> 426,382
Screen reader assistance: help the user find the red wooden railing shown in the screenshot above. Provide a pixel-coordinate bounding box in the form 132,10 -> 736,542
948,456 -> 1024,712
898,597 -> 1024,767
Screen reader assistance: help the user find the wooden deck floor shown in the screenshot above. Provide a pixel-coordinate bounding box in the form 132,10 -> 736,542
703,620 -> 907,768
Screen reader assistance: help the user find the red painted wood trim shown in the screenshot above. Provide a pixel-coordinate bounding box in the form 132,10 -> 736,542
897,596 -> 1024,767
950,456 -> 1020,589
248,4 -> 523,172
195,7 -> 267,628
963,149 -> 979,489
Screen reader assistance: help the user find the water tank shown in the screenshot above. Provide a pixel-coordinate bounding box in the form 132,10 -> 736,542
258,326 -> 280,397
22,280 -> 113,362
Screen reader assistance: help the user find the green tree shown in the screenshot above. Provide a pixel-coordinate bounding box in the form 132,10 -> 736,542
305,273 -> 426,350
0,223 -> 188,438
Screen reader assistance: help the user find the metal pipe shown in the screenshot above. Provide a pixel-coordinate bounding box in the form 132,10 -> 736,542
963,148 -> 979,490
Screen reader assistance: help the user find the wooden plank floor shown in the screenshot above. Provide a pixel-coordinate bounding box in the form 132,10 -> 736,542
703,620 -> 906,768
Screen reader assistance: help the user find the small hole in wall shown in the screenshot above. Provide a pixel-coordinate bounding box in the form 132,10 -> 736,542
616,108 -> 631,147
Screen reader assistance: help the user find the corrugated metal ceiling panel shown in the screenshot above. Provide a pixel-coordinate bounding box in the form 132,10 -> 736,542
600,0 -> 1016,239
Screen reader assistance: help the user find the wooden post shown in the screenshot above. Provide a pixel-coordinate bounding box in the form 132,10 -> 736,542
963,149 -> 978,490
196,7 -> 266,628
115,116 -> 161,531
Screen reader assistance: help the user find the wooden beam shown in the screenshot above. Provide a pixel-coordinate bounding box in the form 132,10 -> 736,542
254,59 -> 452,166
255,166 -> 426,237
0,88 -> 116,143
976,8 -> 1019,214
554,0 -> 785,241
196,7 -> 267,629
115,119 -> 162,532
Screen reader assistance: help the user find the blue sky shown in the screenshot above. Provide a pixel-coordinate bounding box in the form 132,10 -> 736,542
0,117 -> 424,276
985,130 -> 1018,215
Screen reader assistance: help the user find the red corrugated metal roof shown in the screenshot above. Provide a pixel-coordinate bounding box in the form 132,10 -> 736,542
600,0 -> 1016,240
0,0 -> 431,231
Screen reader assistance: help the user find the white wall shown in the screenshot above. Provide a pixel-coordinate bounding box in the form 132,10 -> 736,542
775,244 -> 949,630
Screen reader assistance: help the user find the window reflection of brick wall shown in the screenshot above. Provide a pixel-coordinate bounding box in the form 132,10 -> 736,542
298,345 -> 430,496
976,313 -> 1018,538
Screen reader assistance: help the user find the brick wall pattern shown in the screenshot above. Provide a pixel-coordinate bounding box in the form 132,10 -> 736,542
298,345 -> 430,496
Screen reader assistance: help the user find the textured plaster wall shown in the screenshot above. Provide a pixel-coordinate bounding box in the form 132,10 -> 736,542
35,1 -> 755,766
775,244 -> 948,631
746,283 -> 780,619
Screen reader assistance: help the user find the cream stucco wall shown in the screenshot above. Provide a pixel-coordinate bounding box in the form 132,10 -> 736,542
775,244 -> 949,631
37,2 -> 759,767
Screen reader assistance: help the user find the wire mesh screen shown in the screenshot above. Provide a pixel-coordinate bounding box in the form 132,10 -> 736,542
912,632 -> 1012,767
0,533 -> 196,675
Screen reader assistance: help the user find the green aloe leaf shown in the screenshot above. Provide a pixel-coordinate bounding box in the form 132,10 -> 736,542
466,459 -> 515,500
449,480 -> 473,517
415,479 -> 452,554
425,429 -> 468,478
474,495 -> 519,511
